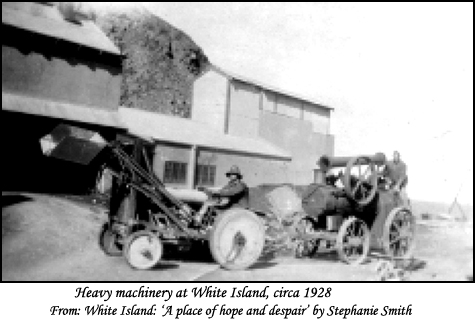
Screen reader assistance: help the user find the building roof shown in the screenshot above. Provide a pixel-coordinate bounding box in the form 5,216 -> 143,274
2,91 -> 291,160
209,65 -> 334,110
2,2 -> 120,55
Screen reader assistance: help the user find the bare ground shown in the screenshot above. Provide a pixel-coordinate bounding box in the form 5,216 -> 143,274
2,194 -> 472,281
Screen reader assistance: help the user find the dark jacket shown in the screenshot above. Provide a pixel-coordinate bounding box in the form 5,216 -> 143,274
217,179 -> 249,209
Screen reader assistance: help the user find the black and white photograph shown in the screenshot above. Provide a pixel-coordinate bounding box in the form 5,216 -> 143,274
2,2 -> 473,284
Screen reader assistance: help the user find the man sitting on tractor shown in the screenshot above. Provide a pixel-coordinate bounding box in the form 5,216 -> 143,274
193,165 -> 249,225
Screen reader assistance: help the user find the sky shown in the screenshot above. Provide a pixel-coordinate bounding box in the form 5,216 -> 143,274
91,2 -> 473,205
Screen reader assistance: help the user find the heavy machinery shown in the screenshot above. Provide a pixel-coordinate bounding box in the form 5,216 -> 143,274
43,123 -> 414,268
98,136 -> 266,270
101,145 -> 415,268
42,124 -> 265,271
265,153 -> 415,265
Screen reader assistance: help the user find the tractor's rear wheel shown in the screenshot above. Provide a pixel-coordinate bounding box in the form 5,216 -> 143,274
209,208 -> 265,270
123,230 -> 163,270
383,207 -> 415,259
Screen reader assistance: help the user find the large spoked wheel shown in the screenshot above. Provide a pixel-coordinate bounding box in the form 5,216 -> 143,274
344,156 -> 378,206
336,217 -> 370,265
99,222 -> 122,256
383,207 -> 415,259
123,230 -> 163,270
210,208 -> 265,270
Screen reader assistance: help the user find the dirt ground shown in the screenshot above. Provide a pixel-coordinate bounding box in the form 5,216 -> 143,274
2,193 -> 472,281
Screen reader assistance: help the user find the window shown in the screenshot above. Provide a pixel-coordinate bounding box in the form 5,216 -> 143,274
163,161 -> 188,184
196,164 -> 216,186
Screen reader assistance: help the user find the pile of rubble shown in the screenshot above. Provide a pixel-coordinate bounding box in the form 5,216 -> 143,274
95,6 -> 209,117
58,2 -> 209,117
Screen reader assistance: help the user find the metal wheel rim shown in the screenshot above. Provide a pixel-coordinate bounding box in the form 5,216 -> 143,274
337,217 -> 370,265
126,232 -> 162,270
384,208 -> 415,258
216,218 -> 262,266
210,210 -> 265,270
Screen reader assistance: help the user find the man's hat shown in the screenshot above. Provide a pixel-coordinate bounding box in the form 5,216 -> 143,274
226,165 -> 242,178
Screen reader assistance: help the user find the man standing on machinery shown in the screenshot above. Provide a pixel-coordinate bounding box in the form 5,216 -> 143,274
193,165 -> 249,225
383,151 -> 409,205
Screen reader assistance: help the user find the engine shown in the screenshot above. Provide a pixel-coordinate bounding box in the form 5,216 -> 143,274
301,183 -> 352,219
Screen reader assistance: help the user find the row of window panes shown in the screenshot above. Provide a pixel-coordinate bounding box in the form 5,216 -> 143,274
163,161 -> 216,186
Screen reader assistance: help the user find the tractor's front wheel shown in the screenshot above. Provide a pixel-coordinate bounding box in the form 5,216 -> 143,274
123,230 -> 163,270
336,217 -> 370,265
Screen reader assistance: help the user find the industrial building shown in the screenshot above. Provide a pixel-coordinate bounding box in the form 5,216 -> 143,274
151,65 -> 334,189
2,2 -> 335,193
2,2 -> 125,193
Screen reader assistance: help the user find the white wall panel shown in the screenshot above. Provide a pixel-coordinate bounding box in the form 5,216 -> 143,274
192,70 -> 228,132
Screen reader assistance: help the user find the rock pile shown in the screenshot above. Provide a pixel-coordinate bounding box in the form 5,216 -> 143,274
59,2 -> 209,117
95,6 -> 209,117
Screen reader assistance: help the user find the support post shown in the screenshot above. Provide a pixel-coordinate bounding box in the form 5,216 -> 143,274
188,145 -> 197,189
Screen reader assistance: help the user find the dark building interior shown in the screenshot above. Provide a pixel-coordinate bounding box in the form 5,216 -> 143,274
2,110 -> 118,195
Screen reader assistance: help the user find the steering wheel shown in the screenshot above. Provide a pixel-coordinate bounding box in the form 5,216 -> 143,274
343,156 -> 378,206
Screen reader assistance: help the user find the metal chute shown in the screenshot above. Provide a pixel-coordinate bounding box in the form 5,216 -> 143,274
40,124 -> 107,165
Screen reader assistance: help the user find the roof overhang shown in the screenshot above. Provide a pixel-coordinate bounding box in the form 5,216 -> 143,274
2,92 -> 291,161
2,92 -> 124,128
119,107 -> 292,160
2,2 -> 121,56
